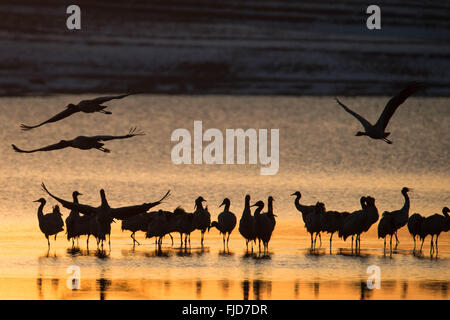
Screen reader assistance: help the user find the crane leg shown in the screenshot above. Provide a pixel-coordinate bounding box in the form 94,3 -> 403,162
435,235 -> 439,256
169,233 -> 174,246
131,232 -> 141,246
389,235 -> 393,253
395,232 -> 399,245
430,236 -> 434,255
46,235 -> 50,248
227,233 -> 230,250
329,233 -> 333,252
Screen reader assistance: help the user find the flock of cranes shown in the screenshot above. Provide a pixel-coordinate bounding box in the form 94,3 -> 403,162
35,185 -> 449,257
15,82 -> 449,257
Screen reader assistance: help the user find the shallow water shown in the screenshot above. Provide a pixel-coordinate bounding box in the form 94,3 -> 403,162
0,95 -> 448,299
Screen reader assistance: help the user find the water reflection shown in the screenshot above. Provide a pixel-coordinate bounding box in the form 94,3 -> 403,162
419,280 -> 449,298
196,280 -> 202,299
358,281 -> 373,300
252,280 -> 272,300
242,280 -> 250,300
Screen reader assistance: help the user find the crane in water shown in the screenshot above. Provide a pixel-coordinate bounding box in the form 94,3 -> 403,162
378,187 -> 412,249
238,195 -> 256,253
41,183 -> 170,250
336,82 -> 421,144
20,93 -> 134,130
192,196 -> 211,247
419,207 -> 450,256
339,197 -> 368,251
34,198 -> 64,248
12,127 -> 144,153
121,212 -> 153,247
407,213 -> 425,253
209,198 -> 237,251
173,207 -> 195,248
253,197 -> 277,254
65,191 -> 83,248
146,210 -> 179,250
291,191 -> 322,248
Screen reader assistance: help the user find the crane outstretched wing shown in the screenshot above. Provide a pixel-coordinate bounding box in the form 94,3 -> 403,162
110,190 -> 171,220
375,82 -> 421,130
41,183 -> 97,215
12,140 -> 71,153
335,98 -> 372,130
20,107 -> 79,131
90,127 -> 145,142
87,93 -> 133,105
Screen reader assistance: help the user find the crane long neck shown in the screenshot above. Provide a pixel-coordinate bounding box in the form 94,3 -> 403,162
224,202 -> 230,212
37,202 -> 45,218
268,199 -> 274,216
295,195 -> 311,213
101,192 -> 109,207
254,205 -> 263,216
243,198 -> 251,218
195,201 -> 204,211
402,192 -> 410,214
72,194 -> 80,216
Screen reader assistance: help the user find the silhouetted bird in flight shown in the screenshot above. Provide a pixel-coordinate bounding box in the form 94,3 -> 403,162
335,82 -> 421,144
20,94 -> 133,130
12,127 -> 144,153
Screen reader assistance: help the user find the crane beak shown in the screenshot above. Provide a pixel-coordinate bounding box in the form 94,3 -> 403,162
250,203 -> 258,207
290,193 -> 295,196
78,192 -> 83,196
33,199 -> 41,202
219,202 -> 224,208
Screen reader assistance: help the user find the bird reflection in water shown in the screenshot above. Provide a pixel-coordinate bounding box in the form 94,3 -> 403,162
196,280 -> 202,299
242,280 -> 250,300
252,280 -> 272,300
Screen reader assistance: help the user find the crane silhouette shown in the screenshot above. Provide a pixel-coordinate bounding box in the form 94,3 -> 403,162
12,127 -> 144,153
65,191 -> 83,248
173,207 -> 195,248
419,207 -> 450,256
192,196 -> 211,247
209,198 -> 237,251
339,197 -> 367,251
238,195 -> 256,253
146,210 -> 179,251
35,198 -> 64,248
291,191 -> 322,248
253,197 -> 277,254
336,82 -> 421,144
379,187 -> 411,248
121,212 -> 153,247
20,93 -> 133,130
322,209 -> 350,251
407,213 -> 425,253
41,183 -> 170,250
306,202 -> 326,250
